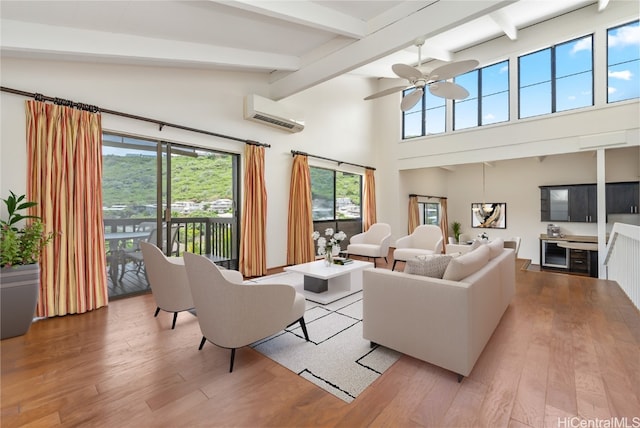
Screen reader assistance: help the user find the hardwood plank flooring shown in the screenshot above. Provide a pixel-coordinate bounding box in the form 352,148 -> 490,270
2,254 -> 639,427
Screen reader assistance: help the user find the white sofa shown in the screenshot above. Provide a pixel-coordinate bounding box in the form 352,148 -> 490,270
362,242 -> 515,379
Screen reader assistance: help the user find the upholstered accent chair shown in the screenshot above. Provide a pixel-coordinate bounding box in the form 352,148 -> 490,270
392,225 -> 444,271
345,223 -> 392,267
504,237 -> 521,257
182,252 -> 309,372
140,242 -> 194,330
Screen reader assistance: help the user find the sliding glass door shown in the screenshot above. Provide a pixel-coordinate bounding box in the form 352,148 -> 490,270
102,133 -> 239,297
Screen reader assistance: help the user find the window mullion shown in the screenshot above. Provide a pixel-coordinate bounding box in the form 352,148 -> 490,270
551,45 -> 557,113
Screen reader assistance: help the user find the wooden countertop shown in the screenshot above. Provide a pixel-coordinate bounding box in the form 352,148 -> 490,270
539,234 -> 598,243
557,241 -> 598,251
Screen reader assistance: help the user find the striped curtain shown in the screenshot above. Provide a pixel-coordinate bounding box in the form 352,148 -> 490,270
408,195 -> 419,234
363,168 -> 377,231
440,198 -> 449,253
26,100 -> 108,317
239,144 -> 267,277
287,154 -> 315,265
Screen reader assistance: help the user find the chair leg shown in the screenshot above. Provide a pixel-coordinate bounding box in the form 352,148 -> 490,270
392,260 -> 397,271
229,348 -> 236,373
384,257 -> 388,263
154,307 -> 161,317
171,312 -> 178,329
298,317 -> 309,341
198,336 -> 206,350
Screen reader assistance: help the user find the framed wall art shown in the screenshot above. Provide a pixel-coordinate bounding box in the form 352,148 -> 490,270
471,203 -> 506,229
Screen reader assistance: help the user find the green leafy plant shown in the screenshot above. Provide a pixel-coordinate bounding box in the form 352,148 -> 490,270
452,221 -> 462,243
1,191 -> 56,268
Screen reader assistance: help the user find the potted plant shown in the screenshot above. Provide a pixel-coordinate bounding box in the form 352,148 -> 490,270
0,191 -> 56,339
452,221 -> 462,243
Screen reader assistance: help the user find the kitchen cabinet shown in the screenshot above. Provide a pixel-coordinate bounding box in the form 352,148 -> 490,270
606,182 -> 639,214
540,184 -> 595,223
569,184 -> 597,222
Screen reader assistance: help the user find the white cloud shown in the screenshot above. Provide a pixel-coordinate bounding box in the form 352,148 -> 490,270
499,65 -> 508,74
608,70 -> 633,81
571,37 -> 592,54
568,95 -> 576,101
483,113 -> 495,120
608,87 -> 617,94
608,25 -> 640,48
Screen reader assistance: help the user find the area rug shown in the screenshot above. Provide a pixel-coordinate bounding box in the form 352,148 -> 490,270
246,272 -> 401,403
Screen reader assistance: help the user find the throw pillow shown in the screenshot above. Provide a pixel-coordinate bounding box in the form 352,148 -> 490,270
487,237 -> 504,259
442,245 -> 490,281
404,254 -> 453,279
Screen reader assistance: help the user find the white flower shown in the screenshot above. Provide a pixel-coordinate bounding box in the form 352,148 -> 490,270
312,229 -> 348,257
325,228 -> 334,236
312,231 -> 320,240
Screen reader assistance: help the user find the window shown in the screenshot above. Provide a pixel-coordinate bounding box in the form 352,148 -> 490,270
310,166 -> 363,247
419,202 -> 441,226
453,60 -> 509,130
310,167 -> 362,221
401,88 -> 445,139
607,20 -> 640,103
519,35 -> 593,118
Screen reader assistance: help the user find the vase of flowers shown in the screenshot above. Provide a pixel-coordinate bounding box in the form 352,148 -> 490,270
313,228 -> 347,266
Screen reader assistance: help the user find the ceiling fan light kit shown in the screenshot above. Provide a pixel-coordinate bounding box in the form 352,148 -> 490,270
364,41 -> 479,111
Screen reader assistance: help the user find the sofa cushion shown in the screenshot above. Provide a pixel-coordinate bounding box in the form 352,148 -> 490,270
469,240 -> 483,251
487,238 -> 504,259
442,245 -> 490,281
404,254 -> 453,279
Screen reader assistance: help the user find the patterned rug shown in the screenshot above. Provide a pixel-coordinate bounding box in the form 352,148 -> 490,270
247,272 -> 401,403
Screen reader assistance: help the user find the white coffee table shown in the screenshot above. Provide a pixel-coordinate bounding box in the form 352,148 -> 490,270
283,259 -> 374,304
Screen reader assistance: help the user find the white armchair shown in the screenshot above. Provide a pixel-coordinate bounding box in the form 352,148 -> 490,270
392,225 -> 444,271
183,252 -> 309,372
346,223 -> 392,267
140,242 -> 194,330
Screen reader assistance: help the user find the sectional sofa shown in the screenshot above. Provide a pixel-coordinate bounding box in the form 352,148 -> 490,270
362,240 -> 516,380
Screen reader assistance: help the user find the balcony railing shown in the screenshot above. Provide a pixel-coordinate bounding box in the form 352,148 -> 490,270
104,216 -> 238,269
605,222 -> 640,311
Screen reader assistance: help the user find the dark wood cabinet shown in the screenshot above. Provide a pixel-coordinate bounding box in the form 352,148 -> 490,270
540,184 -> 595,223
606,182 -> 639,214
569,184 -> 597,222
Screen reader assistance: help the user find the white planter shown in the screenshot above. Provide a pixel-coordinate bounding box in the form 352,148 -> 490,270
1,263 -> 40,340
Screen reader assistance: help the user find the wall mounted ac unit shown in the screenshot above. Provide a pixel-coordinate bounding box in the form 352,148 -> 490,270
243,94 -> 304,133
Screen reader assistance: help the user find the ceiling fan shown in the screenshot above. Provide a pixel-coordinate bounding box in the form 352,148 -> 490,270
364,40 -> 479,111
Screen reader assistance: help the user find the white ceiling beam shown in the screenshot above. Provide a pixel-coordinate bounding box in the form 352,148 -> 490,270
421,45 -> 453,63
221,0 -> 367,39
269,0 -> 516,99
598,0 -> 610,12
366,1 -> 437,34
490,10 -> 517,40
0,20 -> 299,71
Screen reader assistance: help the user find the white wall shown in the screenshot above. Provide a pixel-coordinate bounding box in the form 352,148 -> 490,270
0,58 -> 378,269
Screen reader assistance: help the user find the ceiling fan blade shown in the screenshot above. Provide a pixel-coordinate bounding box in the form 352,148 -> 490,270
429,82 -> 469,100
400,88 -> 423,111
428,59 -> 479,81
364,85 -> 410,101
392,63 -> 423,80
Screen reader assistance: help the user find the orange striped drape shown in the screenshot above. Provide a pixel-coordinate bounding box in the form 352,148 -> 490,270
239,144 -> 267,277
286,155 -> 315,265
408,195 -> 419,234
363,168 -> 377,231
26,100 -> 108,317
440,198 -> 449,253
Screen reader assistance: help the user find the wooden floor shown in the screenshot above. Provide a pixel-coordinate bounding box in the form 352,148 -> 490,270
2,255 -> 639,427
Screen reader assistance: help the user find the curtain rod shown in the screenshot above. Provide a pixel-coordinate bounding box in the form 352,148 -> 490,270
291,150 -> 375,170
0,86 -> 270,148
410,193 -> 447,200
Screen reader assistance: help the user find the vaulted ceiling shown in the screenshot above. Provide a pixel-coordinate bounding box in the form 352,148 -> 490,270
1,0 -> 599,99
